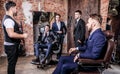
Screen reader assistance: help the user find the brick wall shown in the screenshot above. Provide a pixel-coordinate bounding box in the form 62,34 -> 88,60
0,0 -> 109,56
13,0 -> 68,55
100,0 -> 110,30
0,0 -> 5,56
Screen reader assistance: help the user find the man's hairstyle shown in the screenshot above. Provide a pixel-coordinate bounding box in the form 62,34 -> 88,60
4,1 -> 16,11
45,25 -> 50,29
75,10 -> 82,15
89,14 -> 102,24
55,13 -> 61,17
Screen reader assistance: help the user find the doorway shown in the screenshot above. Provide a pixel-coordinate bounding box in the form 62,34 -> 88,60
67,0 -> 100,50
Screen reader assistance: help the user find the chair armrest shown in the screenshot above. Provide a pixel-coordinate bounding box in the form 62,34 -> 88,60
78,58 -> 104,64
77,59 -> 105,68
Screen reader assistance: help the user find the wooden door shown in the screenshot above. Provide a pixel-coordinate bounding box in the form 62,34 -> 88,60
67,0 -> 100,50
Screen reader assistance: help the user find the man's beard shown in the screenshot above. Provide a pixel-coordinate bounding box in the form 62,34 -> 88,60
13,12 -> 17,16
88,27 -> 92,33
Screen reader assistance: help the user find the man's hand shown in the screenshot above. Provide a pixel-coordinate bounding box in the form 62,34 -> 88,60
52,41 -> 56,44
74,53 -> 80,62
23,33 -> 28,38
69,48 -> 76,54
77,40 -> 81,43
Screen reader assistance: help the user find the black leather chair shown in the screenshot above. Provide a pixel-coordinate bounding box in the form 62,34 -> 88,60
73,30 -> 115,74
37,42 -> 61,68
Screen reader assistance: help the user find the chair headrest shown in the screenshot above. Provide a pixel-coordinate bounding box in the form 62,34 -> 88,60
103,30 -> 114,39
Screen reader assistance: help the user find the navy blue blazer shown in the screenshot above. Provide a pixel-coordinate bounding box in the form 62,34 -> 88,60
78,28 -> 106,59
52,21 -> 67,35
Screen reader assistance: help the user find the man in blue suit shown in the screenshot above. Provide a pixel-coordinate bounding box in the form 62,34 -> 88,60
52,14 -> 106,74
52,14 -> 67,59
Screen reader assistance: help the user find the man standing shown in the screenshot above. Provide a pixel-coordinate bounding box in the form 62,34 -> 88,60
74,10 -> 86,47
52,14 -> 106,74
2,1 -> 28,74
52,14 -> 67,59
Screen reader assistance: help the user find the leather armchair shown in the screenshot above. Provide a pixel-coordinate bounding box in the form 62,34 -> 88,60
76,30 -> 115,74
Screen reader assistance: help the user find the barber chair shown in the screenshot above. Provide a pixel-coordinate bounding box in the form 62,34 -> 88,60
37,42 -> 61,68
74,30 -> 115,74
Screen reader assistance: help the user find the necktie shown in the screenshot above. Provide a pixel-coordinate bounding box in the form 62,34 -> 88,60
42,33 -> 47,42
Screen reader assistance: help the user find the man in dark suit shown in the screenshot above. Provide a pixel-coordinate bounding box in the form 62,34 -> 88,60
74,10 -> 86,47
52,14 -> 67,59
52,14 -> 106,74
31,25 -> 57,64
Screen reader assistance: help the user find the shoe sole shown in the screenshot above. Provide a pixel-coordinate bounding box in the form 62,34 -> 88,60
31,61 -> 40,65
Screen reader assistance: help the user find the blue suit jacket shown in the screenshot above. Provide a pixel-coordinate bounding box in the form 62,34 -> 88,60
78,28 -> 106,59
52,21 -> 67,35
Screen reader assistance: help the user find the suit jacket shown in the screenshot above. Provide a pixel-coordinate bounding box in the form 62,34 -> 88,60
74,19 -> 86,46
52,21 -> 67,36
78,28 -> 106,59
40,30 -> 57,44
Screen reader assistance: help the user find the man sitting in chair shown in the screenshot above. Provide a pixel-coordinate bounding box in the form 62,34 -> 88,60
31,25 -> 57,64
52,14 -> 106,74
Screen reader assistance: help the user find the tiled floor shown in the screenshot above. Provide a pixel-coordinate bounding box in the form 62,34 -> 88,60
0,56 -> 120,74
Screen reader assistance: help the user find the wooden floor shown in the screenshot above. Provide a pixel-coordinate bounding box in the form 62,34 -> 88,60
0,56 -> 55,74
1,55 -> 120,74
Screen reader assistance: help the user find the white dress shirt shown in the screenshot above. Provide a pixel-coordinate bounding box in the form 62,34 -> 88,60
56,22 -> 61,30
